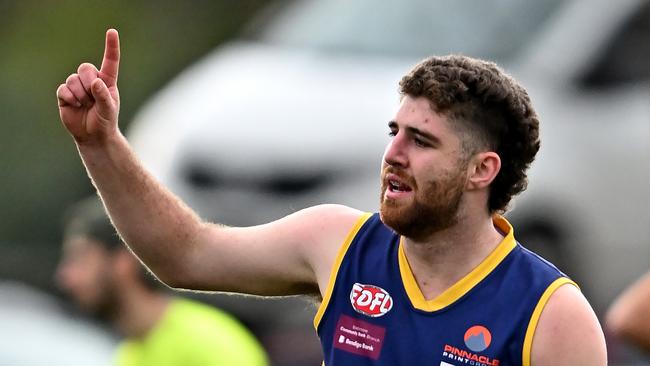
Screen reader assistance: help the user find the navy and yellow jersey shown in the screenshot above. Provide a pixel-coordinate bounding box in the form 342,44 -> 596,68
314,213 -> 576,366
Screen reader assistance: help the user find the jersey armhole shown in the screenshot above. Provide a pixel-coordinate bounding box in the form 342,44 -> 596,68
313,212 -> 373,331
521,277 -> 579,366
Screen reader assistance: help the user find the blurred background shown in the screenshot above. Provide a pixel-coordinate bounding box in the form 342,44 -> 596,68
1,0 -> 649,365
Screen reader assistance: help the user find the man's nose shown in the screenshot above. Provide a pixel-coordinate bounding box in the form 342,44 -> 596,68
383,134 -> 408,168
55,261 -> 74,289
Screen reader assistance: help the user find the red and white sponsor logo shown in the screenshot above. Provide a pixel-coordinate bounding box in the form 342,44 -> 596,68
350,283 -> 393,317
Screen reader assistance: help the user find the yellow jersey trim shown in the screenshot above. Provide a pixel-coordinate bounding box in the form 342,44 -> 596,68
398,215 -> 517,312
522,277 -> 578,366
313,212 -> 373,330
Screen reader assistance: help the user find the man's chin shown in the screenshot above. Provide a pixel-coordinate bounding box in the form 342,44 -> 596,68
74,300 -> 99,315
379,203 -> 410,232
379,200 -> 459,241
73,296 -> 115,319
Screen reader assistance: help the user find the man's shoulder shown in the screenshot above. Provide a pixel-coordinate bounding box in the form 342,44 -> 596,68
163,298 -> 267,353
512,243 -> 569,280
284,204 -> 370,252
165,297 -> 249,329
530,283 -> 607,365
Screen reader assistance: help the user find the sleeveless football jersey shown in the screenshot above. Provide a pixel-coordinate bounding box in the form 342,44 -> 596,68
314,213 -> 576,366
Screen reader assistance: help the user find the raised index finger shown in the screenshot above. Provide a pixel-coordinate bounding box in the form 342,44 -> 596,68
99,29 -> 120,87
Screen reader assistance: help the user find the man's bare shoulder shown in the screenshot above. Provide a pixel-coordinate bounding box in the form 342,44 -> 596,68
277,204 -> 368,294
277,204 -> 367,261
531,283 -> 607,365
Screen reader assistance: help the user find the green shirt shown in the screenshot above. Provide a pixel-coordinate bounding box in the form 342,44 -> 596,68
116,298 -> 268,366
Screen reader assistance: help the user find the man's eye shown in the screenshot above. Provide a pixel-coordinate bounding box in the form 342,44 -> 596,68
414,137 -> 428,147
388,131 -> 397,137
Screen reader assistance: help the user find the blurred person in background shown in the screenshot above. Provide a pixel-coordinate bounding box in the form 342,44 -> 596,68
56,29 -> 607,365
56,196 -> 268,366
606,271 -> 650,351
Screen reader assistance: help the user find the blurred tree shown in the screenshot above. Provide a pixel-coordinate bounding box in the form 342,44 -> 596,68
0,0 -> 269,290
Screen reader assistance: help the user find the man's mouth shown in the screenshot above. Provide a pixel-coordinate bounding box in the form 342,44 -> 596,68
385,173 -> 413,195
388,179 -> 412,192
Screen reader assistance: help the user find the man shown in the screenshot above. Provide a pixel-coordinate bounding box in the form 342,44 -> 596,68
56,29 -> 606,365
56,196 -> 268,366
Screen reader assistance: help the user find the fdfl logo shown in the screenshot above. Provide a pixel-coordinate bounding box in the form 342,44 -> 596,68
349,283 -> 393,317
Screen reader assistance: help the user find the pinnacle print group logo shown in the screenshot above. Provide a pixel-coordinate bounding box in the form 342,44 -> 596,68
463,325 -> 492,352
441,325 -> 498,366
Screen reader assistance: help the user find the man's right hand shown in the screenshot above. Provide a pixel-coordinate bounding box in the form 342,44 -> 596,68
56,29 -> 121,145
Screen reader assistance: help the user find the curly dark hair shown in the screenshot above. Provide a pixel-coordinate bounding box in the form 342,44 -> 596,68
399,55 -> 540,213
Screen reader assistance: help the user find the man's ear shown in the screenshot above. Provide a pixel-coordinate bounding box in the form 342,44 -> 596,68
467,152 -> 501,190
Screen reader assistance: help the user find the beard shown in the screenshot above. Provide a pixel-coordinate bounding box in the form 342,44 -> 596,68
74,275 -> 120,322
379,164 -> 467,241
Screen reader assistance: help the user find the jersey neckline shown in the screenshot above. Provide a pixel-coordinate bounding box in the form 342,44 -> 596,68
398,215 -> 517,312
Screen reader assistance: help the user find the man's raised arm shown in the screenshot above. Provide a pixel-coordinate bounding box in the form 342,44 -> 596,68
56,29 -> 362,297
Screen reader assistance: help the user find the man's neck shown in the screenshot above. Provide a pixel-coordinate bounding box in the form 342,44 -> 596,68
113,287 -> 171,339
401,211 -> 504,301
